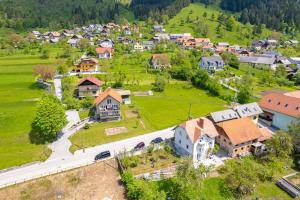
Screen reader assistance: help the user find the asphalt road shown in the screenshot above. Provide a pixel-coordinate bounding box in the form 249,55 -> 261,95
0,127 -> 174,188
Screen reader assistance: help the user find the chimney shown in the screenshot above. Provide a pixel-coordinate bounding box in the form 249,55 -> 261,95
197,118 -> 204,128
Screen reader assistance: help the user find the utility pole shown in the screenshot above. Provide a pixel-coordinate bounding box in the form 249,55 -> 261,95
188,103 -> 192,120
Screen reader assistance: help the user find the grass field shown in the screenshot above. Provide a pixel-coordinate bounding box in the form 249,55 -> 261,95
165,3 -> 272,45
0,48 -> 63,169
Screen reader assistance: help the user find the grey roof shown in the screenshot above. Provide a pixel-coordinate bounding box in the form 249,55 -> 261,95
210,109 -> 239,123
239,56 -> 276,65
262,51 -> 282,57
234,102 -> 263,118
200,56 -> 225,65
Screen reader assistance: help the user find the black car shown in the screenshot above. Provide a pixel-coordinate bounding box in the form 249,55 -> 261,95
94,150 -> 111,161
151,137 -> 163,144
134,142 -> 145,151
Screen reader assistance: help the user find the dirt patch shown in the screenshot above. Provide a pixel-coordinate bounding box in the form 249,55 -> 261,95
105,127 -> 128,136
0,159 -> 126,200
125,110 -> 138,119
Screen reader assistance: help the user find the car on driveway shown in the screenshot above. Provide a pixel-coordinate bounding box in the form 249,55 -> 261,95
134,142 -> 145,151
95,151 -> 111,161
151,137 -> 163,144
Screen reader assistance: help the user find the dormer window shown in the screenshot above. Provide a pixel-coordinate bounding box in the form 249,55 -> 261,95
277,102 -> 281,105
285,104 -> 288,107
268,99 -> 272,103
296,107 -> 299,110
107,99 -> 112,104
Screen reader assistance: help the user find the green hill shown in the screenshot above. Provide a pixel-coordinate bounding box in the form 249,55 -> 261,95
165,3 -> 273,45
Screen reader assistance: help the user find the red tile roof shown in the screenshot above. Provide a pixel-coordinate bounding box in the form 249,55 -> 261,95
94,88 -> 122,105
77,76 -> 103,86
96,47 -> 113,54
217,118 -> 264,145
259,92 -> 300,118
179,117 -> 219,143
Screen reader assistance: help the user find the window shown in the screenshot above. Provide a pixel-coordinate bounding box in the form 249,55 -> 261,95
179,140 -> 181,144
223,139 -> 226,143
235,149 -> 238,152
253,116 -> 257,120
186,145 -> 189,149
277,102 -> 281,105
107,99 -> 112,104
268,99 -> 272,103
241,147 -> 244,150
186,135 -> 189,140
285,104 -> 288,107
296,107 -> 299,110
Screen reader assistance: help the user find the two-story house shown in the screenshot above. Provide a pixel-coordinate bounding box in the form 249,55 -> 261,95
96,47 -> 113,59
94,88 -> 122,121
74,57 -> 99,73
174,117 -> 219,166
199,56 -> 225,73
77,77 -> 103,99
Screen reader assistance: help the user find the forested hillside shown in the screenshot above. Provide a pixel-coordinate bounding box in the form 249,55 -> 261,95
0,0 -> 133,29
220,0 -> 300,35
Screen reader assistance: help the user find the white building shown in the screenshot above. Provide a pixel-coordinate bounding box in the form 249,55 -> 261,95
174,117 -> 219,166
259,91 -> 300,130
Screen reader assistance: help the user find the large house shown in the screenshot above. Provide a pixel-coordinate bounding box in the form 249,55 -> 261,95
94,88 -> 122,121
96,47 -> 113,59
150,54 -> 171,70
199,56 -> 225,73
74,57 -> 99,72
259,91 -> 300,130
239,56 -> 278,70
174,117 -> 219,165
215,118 -> 272,157
77,77 -> 103,98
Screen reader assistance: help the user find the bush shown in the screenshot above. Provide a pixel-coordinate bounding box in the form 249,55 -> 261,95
83,123 -> 91,129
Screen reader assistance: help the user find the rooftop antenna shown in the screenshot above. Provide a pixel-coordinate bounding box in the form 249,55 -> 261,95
188,103 -> 192,120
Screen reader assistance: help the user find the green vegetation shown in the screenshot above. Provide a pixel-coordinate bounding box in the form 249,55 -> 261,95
30,94 -> 67,144
0,49 -> 61,169
165,3 -> 272,45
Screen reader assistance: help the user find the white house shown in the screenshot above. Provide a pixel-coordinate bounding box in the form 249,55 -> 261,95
259,91 -> 300,130
174,117 -> 219,166
99,39 -> 114,48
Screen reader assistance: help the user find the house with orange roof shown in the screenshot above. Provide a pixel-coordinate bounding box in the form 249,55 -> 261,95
259,91 -> 300,130
77,77 -> 103,99
96,47 -> 113,59
150,54 -> 171,70
174,117 -> 219,164
94,88 -> 122,121
215,118 -> 272,157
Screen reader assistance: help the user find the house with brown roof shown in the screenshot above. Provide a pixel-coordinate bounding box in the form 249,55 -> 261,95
96,47 -> 113,59
150,54 -> 171,70
259,91 -> 300,130
74,57 -> 99,72
174,117 -> 219,165
94,88 -> 122,121
215,118 -> 272,157
77,77 -> 103,99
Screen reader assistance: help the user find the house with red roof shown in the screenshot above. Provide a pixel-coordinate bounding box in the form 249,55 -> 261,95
77,76 -> 103,98
174,117 -> 219,165
94,88 -> 122,121
259,91 -> 300,130
96,47 -> 113,59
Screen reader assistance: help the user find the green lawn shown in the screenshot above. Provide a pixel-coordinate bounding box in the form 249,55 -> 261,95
0,48 -> 63,169
132,82 -> 227,130
70,105 -> 155,152
165,3 -> 272,45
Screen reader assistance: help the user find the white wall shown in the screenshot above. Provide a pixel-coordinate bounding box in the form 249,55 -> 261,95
174,127 -> 193,155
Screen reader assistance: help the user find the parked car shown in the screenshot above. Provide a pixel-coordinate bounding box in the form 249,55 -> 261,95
94,150 -> 111,161
151,137 -> 163,144
134,142 -> 145,151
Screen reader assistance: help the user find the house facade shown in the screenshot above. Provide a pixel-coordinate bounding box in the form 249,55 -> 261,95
259,91 -> 300,130
150,54 -> 171,70
96,47 -> 113,59
94,88 -> 122,121
199,56 -> 225,73
74,57 -> 99,72
174,117 -> 219,165
77,77 -> 103,98
215,118 -> 272,157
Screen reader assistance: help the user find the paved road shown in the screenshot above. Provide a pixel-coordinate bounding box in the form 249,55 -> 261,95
48,110 -> 81,161
53,76 -> 63,101
0,127 -> 174,188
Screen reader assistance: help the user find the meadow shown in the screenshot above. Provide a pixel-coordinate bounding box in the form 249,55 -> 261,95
0,48 -> 63,169
165,3 -> 272,45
